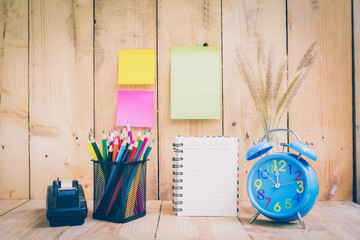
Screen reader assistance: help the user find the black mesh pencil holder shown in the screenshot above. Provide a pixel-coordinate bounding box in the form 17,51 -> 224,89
92,159 -> 148,223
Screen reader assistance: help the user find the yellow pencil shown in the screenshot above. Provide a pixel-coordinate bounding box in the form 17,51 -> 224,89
136,131 -> 141,142
88,134 -> 106,182
97,142 -> 103,157
85,133 -> 98,160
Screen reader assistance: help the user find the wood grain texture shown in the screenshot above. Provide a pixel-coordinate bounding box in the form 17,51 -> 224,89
156,201 -> 251,240
0,200 -> 69,239
287,0 -> 353,201
238,201 -> 360,239
222,0 -> 286,201
0,199 -> 28,216
58,201 -> 161,240
94,0 -> 158,200
355,0 -> 360,203
0,200 -> 360,239
29,0 -> 93,199
158,0 -> 222,200
0,0 -> 29,199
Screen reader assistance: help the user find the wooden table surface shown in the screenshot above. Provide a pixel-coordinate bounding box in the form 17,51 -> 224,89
0,200 -> 359,239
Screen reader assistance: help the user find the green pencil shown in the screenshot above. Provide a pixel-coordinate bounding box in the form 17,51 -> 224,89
102,130 -> 107,161
90,136 -> 103,161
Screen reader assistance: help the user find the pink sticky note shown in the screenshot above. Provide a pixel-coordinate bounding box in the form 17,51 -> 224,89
116,91 -> 154,128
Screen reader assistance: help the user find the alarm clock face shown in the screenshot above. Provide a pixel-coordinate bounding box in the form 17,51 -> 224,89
247,153 -> 310,219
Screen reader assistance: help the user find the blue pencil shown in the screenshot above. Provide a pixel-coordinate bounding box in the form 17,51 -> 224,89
143,139 -> 154,160
103,139 -> 128,194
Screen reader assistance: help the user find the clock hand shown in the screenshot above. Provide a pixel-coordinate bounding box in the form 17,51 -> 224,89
275,169 -> 280,185
258,169 -> 276,185
281,181 -> 299,186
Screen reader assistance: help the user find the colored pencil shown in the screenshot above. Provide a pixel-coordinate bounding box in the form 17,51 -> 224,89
127,123 -> 133,143
125,166 -> 142,218
97,142 -> 103,157
113,138 -> 119,162
133,135 -> 145,162
136,138 -> 154,213
107,145 -> 113,162
115,138 -> 127,162
102,130 -> 107,161
136,131 -> 141,142
143,138 -> 154,160
126,135 -> 152,216
115,127 -> 121,145
128,141 -> 138,162
85,133 -> 98,160
105,173 -> 124,216
88,134 -> 106,182
90,136 -> 103,161
135,131 -> 150,161
121,144 -> 133,163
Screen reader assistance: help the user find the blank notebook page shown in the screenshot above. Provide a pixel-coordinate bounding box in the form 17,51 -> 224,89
173,136 -> 239,216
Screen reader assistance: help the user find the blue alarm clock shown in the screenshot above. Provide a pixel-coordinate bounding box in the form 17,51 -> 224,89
246,129 -> 318,229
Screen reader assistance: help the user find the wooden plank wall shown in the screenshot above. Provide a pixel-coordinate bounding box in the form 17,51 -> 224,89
0,0 -> 355,201
29,0 -> 93,199
222,0 -> 287,201
288,0 -> 353,201
0,0 -> 29,199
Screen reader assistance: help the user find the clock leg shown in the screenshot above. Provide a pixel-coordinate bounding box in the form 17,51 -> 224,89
296,212 -> 306,229
249,211 -> 261,224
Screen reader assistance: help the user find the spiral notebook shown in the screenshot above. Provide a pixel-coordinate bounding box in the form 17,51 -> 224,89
172,136 -> 239,216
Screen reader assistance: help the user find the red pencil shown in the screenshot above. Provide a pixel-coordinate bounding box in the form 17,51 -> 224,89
135,131 -> 150,161
128,141 -> 138,162
112,138 -> 119,162
113,126 -> 121,145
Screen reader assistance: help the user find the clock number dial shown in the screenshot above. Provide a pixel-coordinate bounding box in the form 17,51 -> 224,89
254,179 -> 262,191
279,160 -> 286,171
297,181 -> 304,193
293,192 -> 301,202
285,199 -> 292,209
257,189 -> 265,200
256,169 -> 268,179
250,158 -> 306,216
265,198 -> 271,207
266,164 -> 274,174
266,160 -> 287,174
274,202 -> 281,212
273,160 -> 277,171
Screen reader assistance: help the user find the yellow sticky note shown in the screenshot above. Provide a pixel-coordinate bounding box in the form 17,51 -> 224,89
118,49 -> 156,84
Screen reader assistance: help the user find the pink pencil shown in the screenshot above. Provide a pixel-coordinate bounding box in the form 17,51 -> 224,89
127,122 -> 133,143
135,131 -> 150,161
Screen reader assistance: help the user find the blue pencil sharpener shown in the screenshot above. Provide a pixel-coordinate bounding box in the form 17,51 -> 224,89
46,178 -> 88,227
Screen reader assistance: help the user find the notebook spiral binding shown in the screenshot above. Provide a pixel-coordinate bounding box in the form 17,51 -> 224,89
172,142 -> 184,213
173,143 -> 183,147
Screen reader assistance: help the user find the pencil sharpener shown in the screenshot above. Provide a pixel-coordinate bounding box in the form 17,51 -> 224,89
46,178 -> 88,227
